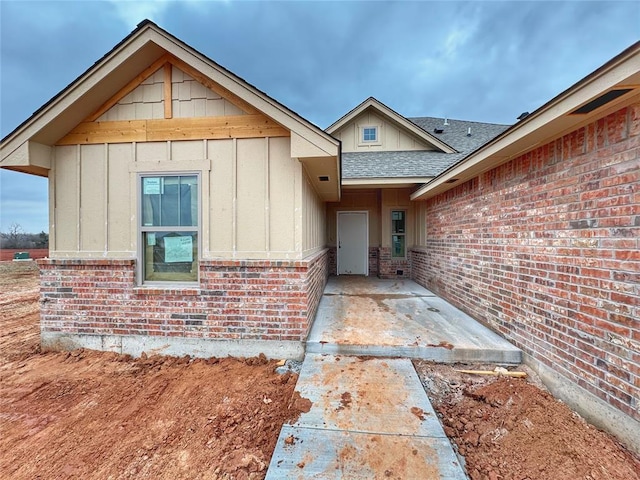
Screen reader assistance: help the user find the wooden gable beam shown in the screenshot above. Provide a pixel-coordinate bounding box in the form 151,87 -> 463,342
85,54 -> 171,122
56,115 -> 289,145
83,52 -> 263,125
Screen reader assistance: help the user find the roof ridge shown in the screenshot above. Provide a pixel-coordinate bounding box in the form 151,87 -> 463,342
408,116 -> 511,127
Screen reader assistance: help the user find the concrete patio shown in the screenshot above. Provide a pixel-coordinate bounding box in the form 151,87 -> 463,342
266,276 -> 522,478
307,276 -> 522,364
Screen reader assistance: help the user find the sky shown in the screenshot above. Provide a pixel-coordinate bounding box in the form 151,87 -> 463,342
1,0 -> 639,234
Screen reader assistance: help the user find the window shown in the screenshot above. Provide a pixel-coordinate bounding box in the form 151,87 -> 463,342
362,126 -> 378,142
140,174 -> 199,283
391,210 -> 406,258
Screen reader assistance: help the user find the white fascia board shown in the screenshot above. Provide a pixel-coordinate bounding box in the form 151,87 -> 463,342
411,44 -> 640,201
327,97 -> 456,153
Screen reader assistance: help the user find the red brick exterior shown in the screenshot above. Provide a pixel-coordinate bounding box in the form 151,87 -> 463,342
328,247 -> 380,276
329,246 -> 411,278
38,249 -> 329,344
411,103 -> 640,420
378,247 -> 411,279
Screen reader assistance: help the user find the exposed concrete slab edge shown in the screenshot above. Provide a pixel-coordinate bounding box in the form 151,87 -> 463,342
282,423 -> 447,439
306,343 -> 522,364
41,331 -> 305,360
523,352 -> 640,455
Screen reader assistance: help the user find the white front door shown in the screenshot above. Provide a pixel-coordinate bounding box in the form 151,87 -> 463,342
337,212 -> 368,275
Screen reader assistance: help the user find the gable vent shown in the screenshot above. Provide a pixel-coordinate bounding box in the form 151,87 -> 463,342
571,89 -> 633,115
318,175 -> 330,182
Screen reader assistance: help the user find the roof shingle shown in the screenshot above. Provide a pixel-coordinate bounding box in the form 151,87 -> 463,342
342,117 -> 510,179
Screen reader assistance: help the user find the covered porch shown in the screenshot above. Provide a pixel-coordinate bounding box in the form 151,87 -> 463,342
307,275 -> 521,364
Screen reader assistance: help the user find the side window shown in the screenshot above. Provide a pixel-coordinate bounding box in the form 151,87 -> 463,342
140,174 -> 199,283
362,126 -> 378,142
391,210 -> 406,258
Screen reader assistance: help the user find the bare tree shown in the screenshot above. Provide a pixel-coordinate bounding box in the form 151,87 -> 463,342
4,222 -> 25,249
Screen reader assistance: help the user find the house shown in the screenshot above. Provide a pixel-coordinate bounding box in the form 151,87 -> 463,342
1,21 -> 638,446
1,20 -> 340,360
325,97 -> 508,278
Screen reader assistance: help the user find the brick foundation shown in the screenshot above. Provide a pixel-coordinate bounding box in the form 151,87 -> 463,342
378,247 -> 411,279
37,249 -> 329,358
328,246 -> 380,276
412,103 -> 640,421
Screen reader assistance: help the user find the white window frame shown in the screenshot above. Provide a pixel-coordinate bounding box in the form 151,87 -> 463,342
137,172 -> 201,286
358,125 -> 381,146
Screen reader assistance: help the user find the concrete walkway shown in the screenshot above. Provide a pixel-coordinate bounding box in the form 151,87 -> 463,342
266,354 -> 466,479
266,276 -> 522,478
307,276 -> 521,364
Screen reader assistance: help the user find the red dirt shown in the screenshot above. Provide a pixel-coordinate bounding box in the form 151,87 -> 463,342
0,248 -> 48,261
0,261 -> 309,479
414,361 -> 640,480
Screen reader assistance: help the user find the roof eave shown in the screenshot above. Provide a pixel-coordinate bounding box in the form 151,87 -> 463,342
327,97 -> 458,153
411,41 -> 640,201
1,20 -> 340,168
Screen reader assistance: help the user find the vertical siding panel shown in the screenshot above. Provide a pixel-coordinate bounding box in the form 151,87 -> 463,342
201,140 -> 210,257
232,138 -> 237,253
264,138 -> 270,252
269,137 -> 295,253
80,144 -> 106,251
103,144 -> 109,252
294,154 -> 303,254
54,145 -> 79,252
108,143 -> 133,253
236,138 -> 266,253
76,146 -> 81,250
208,139 -> 234,254
48,159 -> 56,252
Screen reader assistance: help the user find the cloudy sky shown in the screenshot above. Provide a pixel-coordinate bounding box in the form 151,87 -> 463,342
1,0 -> 639,234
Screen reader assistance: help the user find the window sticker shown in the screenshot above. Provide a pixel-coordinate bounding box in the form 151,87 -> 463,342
164,235 -> 193,263
147,233 -> 156,246
143,177 -> 161,195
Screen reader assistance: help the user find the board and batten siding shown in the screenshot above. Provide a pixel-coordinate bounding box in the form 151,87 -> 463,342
333,110 -> 433,153
50,136 -> 319,261
302,168 -> 326,256
97,68 -> 246,122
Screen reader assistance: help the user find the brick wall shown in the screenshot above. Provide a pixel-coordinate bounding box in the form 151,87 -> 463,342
369,247 -> 379,276
38,249 -> 330,348
328,247 -> 380,276
378,247 -> 411,279
412,103 -> 640,421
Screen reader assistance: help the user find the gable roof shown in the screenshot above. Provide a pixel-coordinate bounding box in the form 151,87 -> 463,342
1,20 -> 341,199
326,97 -> 457,154
408,117 -> 510,154
341,116 -> 509,181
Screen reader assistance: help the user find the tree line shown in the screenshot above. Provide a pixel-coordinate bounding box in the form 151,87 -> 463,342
0,223 -> 49,249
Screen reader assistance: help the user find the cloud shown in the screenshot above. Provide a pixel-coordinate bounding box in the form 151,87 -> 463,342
1,1 -> 639,232
107,0 -> 171,26
106,0 -> 212,28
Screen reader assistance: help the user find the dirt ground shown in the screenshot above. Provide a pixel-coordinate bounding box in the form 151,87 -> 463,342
414,361 -> 640,480
0,261 -> 309,480
2,262 -> 639,480
0,248 -> 48,261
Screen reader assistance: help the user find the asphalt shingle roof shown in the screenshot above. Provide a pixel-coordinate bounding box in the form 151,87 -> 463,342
342,117 -> 510,179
